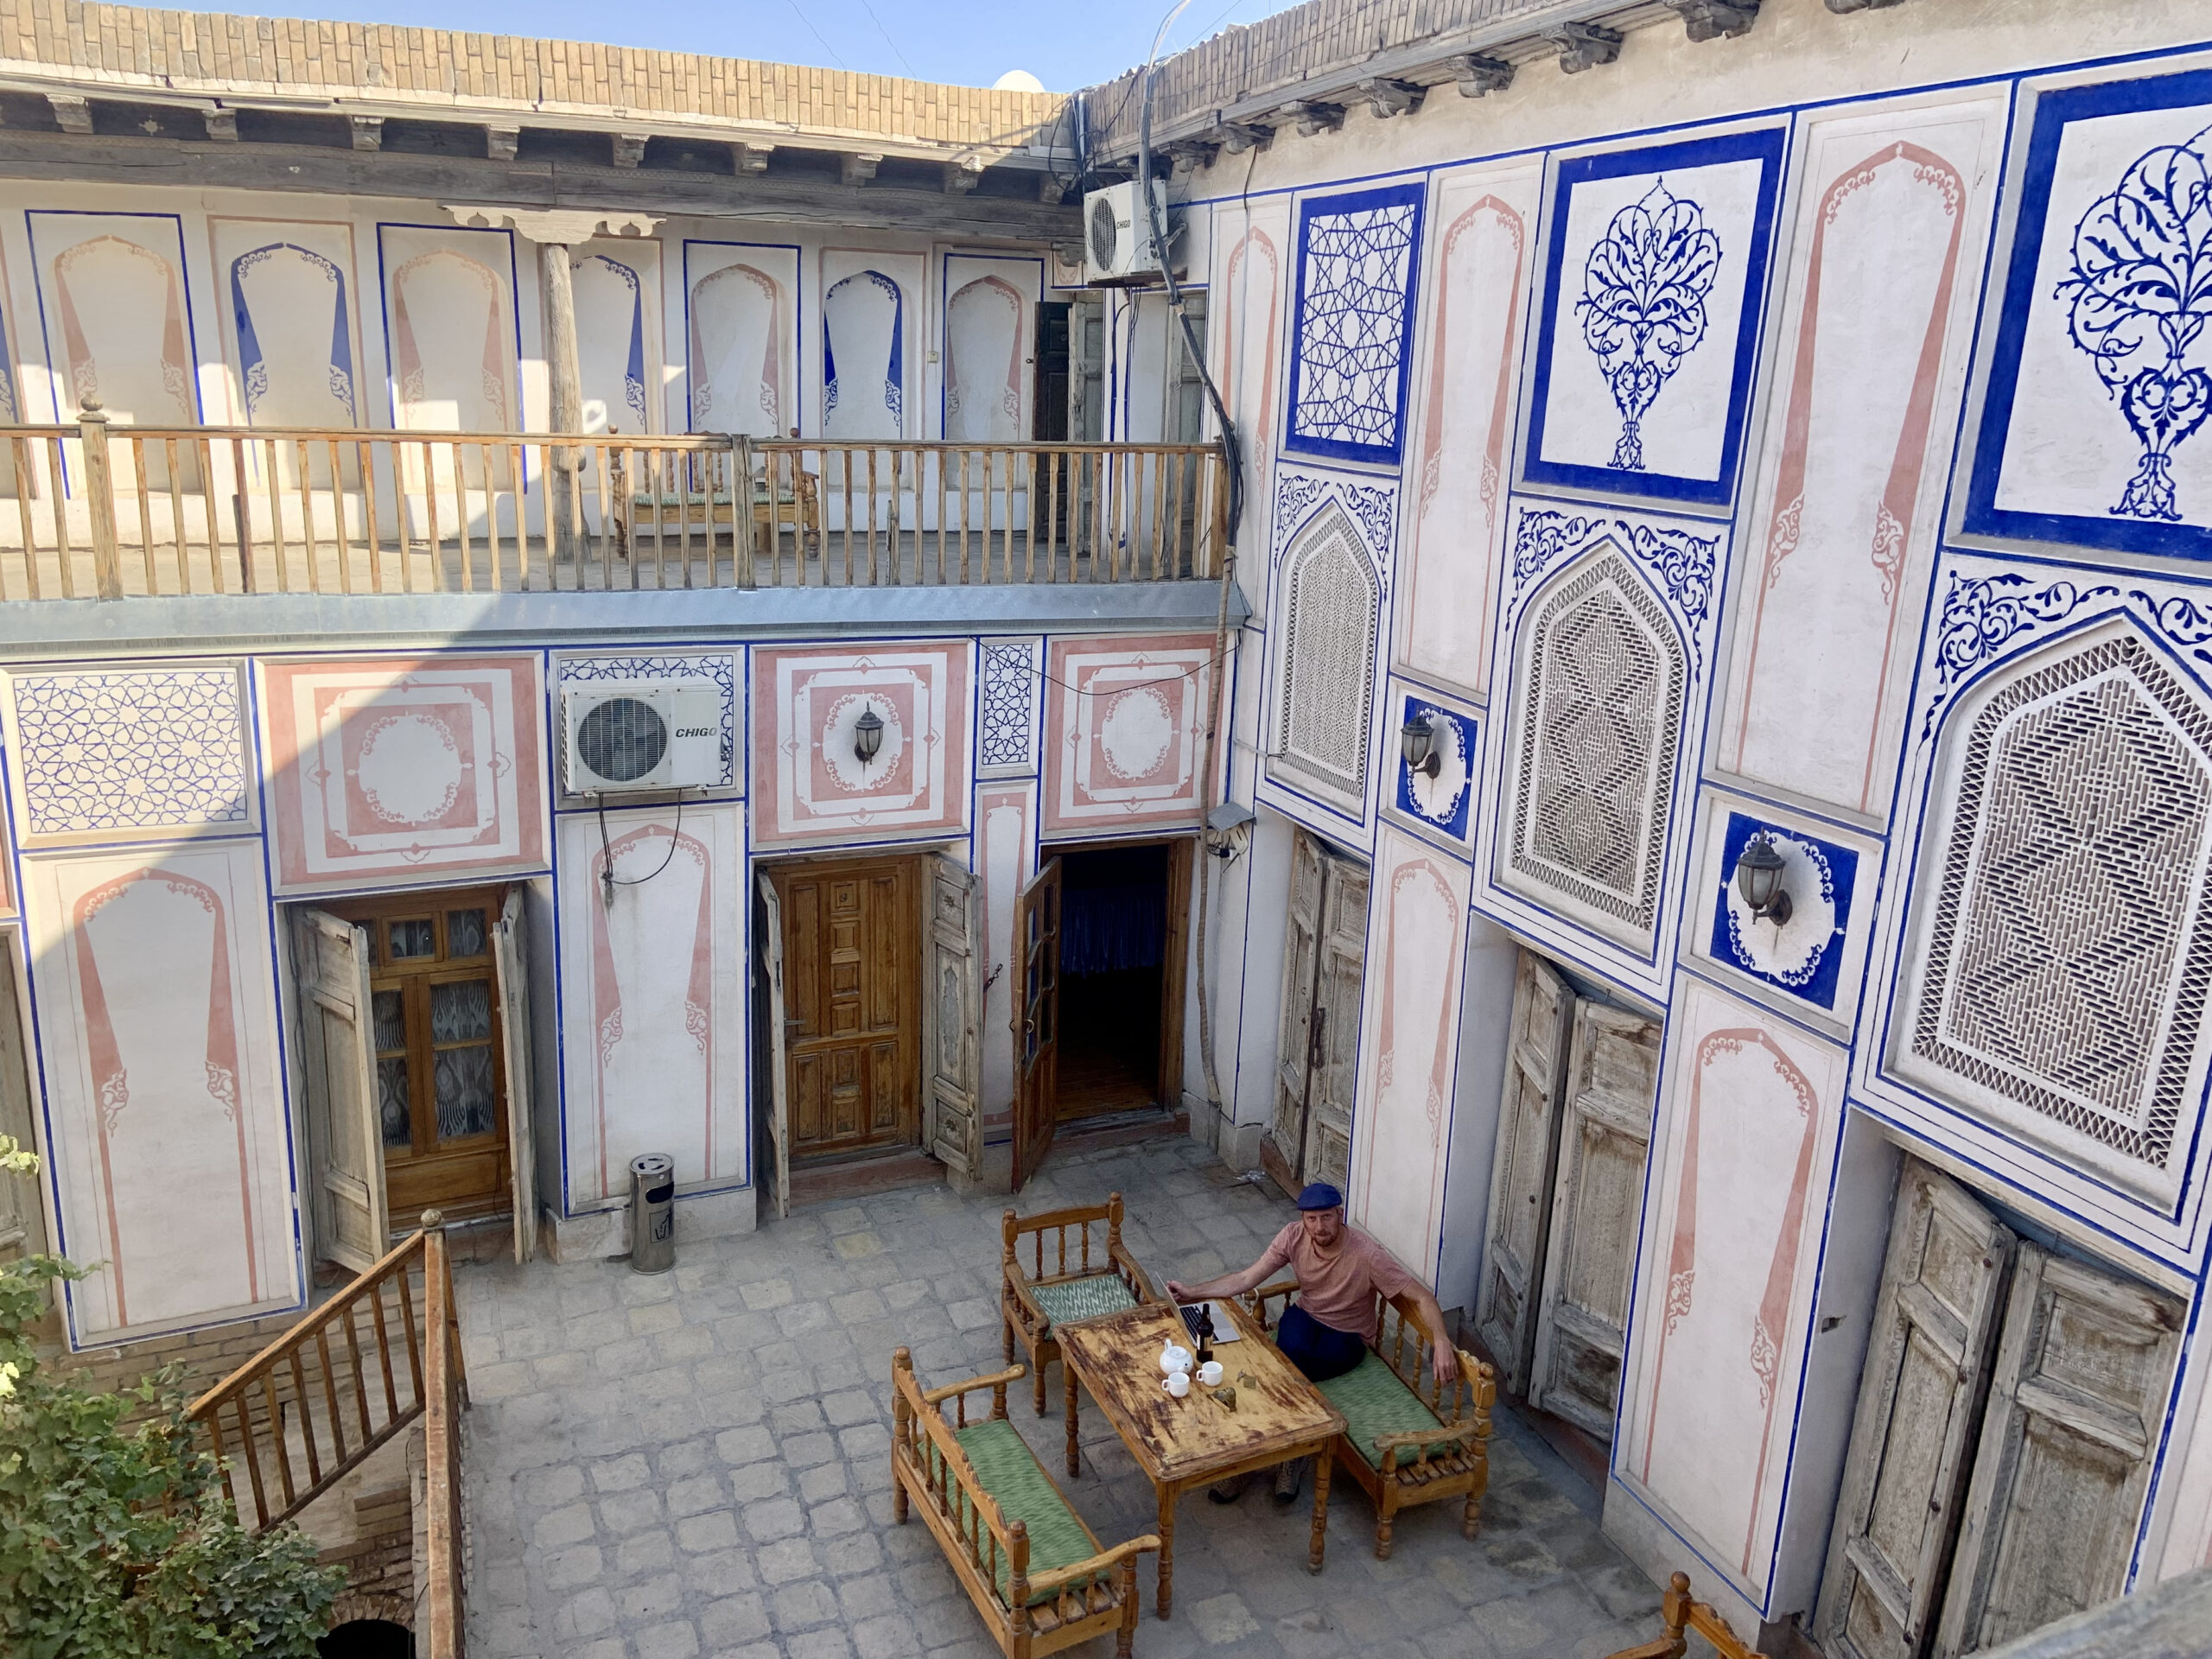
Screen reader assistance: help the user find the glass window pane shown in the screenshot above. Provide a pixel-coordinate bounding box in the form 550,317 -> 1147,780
378,1057 -> 411,1147
430,980 -> 493,1045
446,907 -> 488,958
434,1045 -> 497,1140
390,918 -> 435,960
372,989 -> 406,1053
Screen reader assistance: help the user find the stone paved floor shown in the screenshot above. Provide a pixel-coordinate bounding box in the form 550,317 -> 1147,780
456,1137 -> 1663,1659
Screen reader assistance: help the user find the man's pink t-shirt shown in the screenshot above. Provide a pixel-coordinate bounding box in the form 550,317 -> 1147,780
1252,1219 -> 1416,1344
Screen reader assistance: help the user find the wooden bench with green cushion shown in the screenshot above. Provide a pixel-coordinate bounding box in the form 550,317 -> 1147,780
1001,1192 -> 1161,1466
892,1348 -> 1160,1659
1245,1281 -> 1497,1558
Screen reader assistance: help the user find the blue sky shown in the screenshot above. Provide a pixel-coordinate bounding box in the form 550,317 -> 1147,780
283,0 -> 1288,91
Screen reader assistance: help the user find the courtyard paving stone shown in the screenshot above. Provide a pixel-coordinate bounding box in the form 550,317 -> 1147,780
455,1137 -> 1662,1659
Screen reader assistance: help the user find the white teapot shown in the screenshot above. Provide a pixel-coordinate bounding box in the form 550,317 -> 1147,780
1159,1340 -> 1193,1376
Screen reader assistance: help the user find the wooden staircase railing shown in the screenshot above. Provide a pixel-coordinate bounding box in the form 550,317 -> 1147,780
188,1211 -> 469,1656
1606,1573 -> 1773,1659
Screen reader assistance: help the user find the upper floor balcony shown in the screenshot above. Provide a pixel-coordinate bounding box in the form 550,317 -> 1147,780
0,405 -> 1226,596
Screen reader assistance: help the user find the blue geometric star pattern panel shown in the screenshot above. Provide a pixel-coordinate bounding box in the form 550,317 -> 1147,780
1392,691 -> 1475,844
1961,66 -> 2212,562
1523,127 -> 1784,512
1285,181 -> 1426,467
6,665 -> 253,844
1707,810 -> 1857,1012
977,639 -> 1040,776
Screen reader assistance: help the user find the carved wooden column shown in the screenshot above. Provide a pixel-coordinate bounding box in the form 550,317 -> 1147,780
540,238 -> 583,561
442,205 -> 660,568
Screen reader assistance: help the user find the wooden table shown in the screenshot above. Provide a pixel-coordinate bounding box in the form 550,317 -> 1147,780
1057,1300 -> 1346,1618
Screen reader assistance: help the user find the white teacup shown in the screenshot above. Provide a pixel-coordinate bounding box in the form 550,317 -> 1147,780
1164,1370 -> 1192,1398
1198,1360 -> 1224,1388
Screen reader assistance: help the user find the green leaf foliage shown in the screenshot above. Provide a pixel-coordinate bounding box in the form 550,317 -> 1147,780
1,1243 -> 345,1657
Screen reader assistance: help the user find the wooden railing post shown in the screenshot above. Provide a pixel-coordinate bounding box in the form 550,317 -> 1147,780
422,1206 -> 466,1658
77,397 -> 124,599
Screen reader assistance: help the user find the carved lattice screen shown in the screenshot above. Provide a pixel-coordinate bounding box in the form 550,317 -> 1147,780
1506,550 -> 1684,944
1274,504 -> 1379,817
1910,632 -> 2212,1176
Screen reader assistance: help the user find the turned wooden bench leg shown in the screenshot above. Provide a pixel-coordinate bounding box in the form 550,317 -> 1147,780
1307,1449 -> 1332,1575
1065,1360 -> 1081,1478
1114,1555 -> 1137,1659
1376,1486 -> 1395,1560
1033,1342 -> 1050,1417
1462,1483 -> 1482,1540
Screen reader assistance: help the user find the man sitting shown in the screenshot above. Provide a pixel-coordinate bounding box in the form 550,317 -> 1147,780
1166,1181 -> 1457,1503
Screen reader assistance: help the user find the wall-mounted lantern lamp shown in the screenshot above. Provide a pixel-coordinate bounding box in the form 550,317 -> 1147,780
1401,712 -> 1441,779
853,705 -> 885,765
1733,831 -> 1793,926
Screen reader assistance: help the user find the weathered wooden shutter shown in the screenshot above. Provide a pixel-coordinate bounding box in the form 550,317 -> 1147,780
757,873 -> 791,1221
0,950 -> 48,1262
1474,950 -> 1573,1395
923,853 -> 984,1180
1268,829 -> 1327,1193
293,907 -> 388,1272
1014,858 -> 1063,1192
1933,1245 -> 2185,1656
1305,855 -> 1370,1193
1527,999 -> 1661,1441
1816,1160 -> 2015,1659
493,887 -> 537,1264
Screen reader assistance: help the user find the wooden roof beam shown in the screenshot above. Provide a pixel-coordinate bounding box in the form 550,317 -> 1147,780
1666,0 -> 1760,40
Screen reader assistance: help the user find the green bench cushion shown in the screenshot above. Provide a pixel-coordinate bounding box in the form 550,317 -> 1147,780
1317,1351 -> 1461,1472
1028,1273 -> 1138,1335
952,1418 -> 1105,1608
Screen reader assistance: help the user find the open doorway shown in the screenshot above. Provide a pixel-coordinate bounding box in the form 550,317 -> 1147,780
1054,842 -> 1182,1118
1013,837 -> 1191,1189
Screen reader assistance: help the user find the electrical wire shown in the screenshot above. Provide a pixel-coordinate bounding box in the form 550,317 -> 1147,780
1138,1 -> 1244,547
855,0 -> 918,79
597,791 -> 686,908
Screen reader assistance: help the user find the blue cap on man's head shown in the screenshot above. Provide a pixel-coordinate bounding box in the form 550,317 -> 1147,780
1296,1182 -> 1344,1211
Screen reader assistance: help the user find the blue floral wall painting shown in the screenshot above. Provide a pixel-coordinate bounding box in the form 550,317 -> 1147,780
1707,810 -> 1857,1012
1579,181 -> 1721,472
1523,127 -> 1784,512
1965,67 -> 2212,562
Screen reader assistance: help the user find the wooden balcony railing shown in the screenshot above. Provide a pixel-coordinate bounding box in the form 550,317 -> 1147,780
0,402 -> 1228,600
188,1212 -> 468,1656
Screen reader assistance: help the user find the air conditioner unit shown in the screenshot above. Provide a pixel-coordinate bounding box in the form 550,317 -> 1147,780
563,682 -> 721,792
1083,180 -> 1168,284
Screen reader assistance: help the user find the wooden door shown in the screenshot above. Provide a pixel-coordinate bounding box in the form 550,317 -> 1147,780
1155,838 -> 1193,1110
758,873 -> 791,1220
1474,950 -> 1573,1396
493,887 -> 537,1264
1266,830 -> 1327,1194
292,907 -> 388,1271
1305,855 -> 1369,1193
1817,1161 -> 2016,1659
1014,857 -> 1063,1191
1527,999 -> 1661,1442
1933,1245 -> 2184,1656
0,947 -> 48,1262
329,889 -> 514,1229
924,853 -> 985,1180
777,857 -> 919,1162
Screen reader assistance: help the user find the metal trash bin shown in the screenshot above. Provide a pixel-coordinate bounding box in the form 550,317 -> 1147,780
629,1153 -> 676,1274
